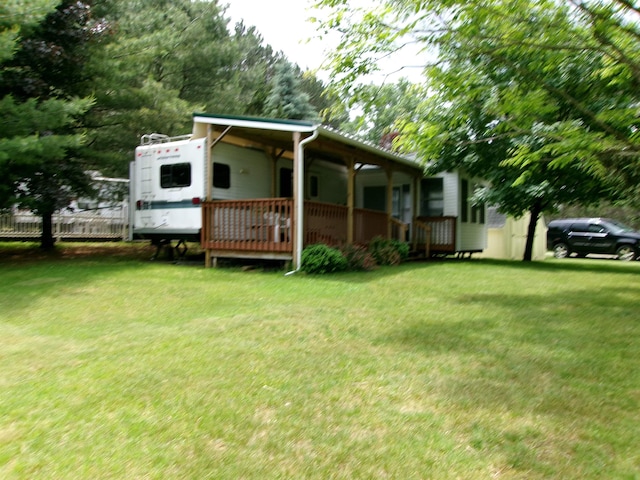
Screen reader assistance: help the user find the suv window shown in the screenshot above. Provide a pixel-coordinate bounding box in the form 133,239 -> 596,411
570,222 -> 590,232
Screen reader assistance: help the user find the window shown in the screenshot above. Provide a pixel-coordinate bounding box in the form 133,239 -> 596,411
161,163 -> 191,188
213,162 -> 230,189
363,186 -> 386,212
471,183 -> 485,224
280,167 -> 293,197
421,178 -> 443,216
310,175 -> 319,198
571,222 -> 590,232
460,179 -> 469,222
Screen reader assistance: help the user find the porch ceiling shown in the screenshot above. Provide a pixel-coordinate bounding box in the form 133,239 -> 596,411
193,113 -> 424,175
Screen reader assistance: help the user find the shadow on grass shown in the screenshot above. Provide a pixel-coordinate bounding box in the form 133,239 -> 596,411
296,256 -> 639,286
478,256 -> 640,276
0,242 -> 164,315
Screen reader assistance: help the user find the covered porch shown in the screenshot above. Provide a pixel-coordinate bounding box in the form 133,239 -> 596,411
192,114 -> 457,267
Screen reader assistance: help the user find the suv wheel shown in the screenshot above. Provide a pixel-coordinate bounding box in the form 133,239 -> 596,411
616,245 -> 636,261
553,243 -> 570,259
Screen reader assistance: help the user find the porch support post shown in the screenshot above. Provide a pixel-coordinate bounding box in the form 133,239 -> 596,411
202,124 -> 232,268
205,124 -> 213,268
386,167 -> 393,239
346,158 -> 355,245
206,124 -> 213,201
412,174 -> 420,250
270,150 -> 277,198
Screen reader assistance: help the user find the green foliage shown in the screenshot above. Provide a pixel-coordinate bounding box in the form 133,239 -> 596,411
300,243 -> 348,274
264,62 -> 319,121
0,1 -> 100,248
338,79 -> 423,147
0,0 -> 59,63
83,0 -> 329,176
302,238 -> 411,274
368,236 -> 408,266
340,243 -> 377,271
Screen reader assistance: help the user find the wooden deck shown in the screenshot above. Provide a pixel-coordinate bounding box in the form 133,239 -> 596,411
201,198 -> 293,258
201,199 -> 457,261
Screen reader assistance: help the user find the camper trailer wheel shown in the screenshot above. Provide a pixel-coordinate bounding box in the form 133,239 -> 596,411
151,239 -> 172,261
174,240 -> 188,259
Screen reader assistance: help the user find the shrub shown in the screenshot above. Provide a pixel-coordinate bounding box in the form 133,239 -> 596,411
341,244 -> 377,271
368,236 -> 409,266
300,244 -> 348,274
391,240 -> 410,262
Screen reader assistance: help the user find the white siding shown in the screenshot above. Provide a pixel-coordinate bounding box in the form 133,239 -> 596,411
274,157 -> 348,203
308,160 -> 348,204
211,143 -> 271,200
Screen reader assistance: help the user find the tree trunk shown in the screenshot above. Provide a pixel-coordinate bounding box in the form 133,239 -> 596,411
522,200 -> 543,262
40,211 -> 56,250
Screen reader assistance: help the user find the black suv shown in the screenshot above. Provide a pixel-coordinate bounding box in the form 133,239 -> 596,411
547,218 -> 640,261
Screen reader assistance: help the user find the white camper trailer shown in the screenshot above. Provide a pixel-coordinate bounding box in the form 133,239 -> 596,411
131,134 -> 206,244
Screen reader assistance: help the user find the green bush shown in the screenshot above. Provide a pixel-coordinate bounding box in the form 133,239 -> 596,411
368,236 -> 409,266
341,244 -> 377,271
391,239 -> 410,261
300,244 -> 348,274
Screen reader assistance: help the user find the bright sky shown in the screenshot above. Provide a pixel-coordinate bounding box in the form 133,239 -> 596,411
224,0 -> 330,73
223,0 -> 426,84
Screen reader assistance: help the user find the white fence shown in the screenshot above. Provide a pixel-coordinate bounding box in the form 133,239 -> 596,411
0,207 -> 129,241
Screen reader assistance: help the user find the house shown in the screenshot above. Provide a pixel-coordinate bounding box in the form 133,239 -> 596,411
130,114 -> 488,267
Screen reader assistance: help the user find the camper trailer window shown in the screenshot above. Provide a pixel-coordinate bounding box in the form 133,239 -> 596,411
213,162 -> 231,189
161,163 -> 191,188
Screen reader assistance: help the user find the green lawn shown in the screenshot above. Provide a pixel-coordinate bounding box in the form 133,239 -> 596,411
1,244 -> 639,479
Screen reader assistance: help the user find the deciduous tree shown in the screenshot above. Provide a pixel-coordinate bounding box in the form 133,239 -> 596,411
313,0 -> 640,260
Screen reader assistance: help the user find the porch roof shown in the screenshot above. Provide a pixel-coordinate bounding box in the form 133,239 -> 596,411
192,113 -> 424,174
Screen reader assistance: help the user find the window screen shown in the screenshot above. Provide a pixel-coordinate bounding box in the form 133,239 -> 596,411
280,167 -> 293,197
161,163 -> 191,188
213,162 -> 231,189
310,175 -> 319,198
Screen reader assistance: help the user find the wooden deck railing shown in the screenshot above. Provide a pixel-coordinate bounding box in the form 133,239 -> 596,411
201,198 -> 293,253
201,200 -> 451,257
304,201 -> 348,246
353,208 -> 387,244
390,217 -> 409,243
413,220 -> 432,257
415,216 -> 456,253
